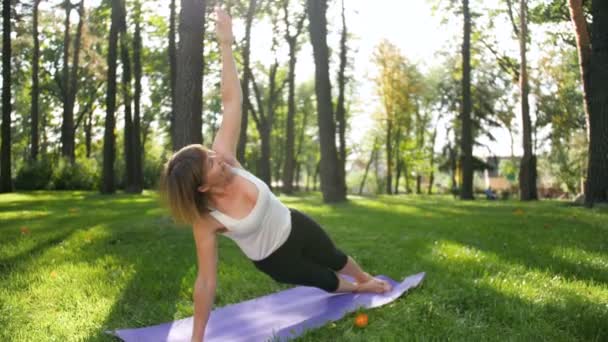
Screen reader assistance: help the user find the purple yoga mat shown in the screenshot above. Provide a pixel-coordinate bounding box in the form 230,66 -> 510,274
107,272 -> 425,342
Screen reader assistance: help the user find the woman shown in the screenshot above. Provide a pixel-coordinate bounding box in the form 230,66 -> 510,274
160,8 -> 391,341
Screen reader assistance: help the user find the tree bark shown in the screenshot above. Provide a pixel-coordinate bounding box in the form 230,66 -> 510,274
584,0 -> 608,205
61,0 -> 85,162
385,119 -> 393,194
237,0 -> 258,162
518,0 -> 538,200
394,158 -> 402,194
307,0 -> 346,202
359,139 -> 378,195
335,0 -> 348,189
460,0 -> 474,200
133,0 -> 143,192
169,0 -> 177,148
102,0 -> 122,194
282,0 -> 305,194
120,3 -> 136,193
30,0 -> 41,161
173,0 -> 205,150
85,110 -> 92,158
61,0 -> 72,160
0,0 -> 12,192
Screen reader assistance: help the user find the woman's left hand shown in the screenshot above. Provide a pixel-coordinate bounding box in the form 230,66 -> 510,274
215,6 -> 234,46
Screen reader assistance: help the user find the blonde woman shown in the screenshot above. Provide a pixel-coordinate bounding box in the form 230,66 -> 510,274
160,8 -> 391,341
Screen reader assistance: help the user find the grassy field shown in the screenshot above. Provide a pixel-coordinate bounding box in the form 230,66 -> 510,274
1,191 -> 607,341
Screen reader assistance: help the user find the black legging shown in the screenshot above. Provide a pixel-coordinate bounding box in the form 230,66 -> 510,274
252,208 -> 348,292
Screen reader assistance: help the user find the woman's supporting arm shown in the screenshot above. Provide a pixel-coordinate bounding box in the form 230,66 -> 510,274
191,219 -> 219,341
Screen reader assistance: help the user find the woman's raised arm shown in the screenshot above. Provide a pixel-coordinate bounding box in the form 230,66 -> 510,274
211,7 -> 243,159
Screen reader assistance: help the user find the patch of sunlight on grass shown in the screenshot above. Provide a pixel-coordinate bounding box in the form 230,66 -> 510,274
112,197 -> 157,204
551,246 -> 608,272
431,240 -> 608,306
0,210 -> 50,220
0,192 -> 55,203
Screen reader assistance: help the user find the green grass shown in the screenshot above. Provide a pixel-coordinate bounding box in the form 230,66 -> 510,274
1,191 -> 607,341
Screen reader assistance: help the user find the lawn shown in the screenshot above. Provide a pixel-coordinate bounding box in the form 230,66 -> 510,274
1,191 -> 607,341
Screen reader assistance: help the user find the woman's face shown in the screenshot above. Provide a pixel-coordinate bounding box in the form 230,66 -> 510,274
202,150 -> 230,190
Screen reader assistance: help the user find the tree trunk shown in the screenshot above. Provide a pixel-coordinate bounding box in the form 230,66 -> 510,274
61,0 -> 84,162
133,1 -> 143,192
416,175 -> 422,194
313,160 -> 320,192
568,0 -> 592,119
335,0 -> 348,188
584,0 -> 608,205
85,110 -> 92,158
518,0 -> 538,200
282,1 -> 305,194
385,120 -> 393,194
0,0 -> 12,192
30,0 -> 41,161
359,140 -> 378,195
120,2 -> 137,193
61,0 -> 72,160
169,0 -> 177,146
394,158 -> 402,194
282,44 -> 297,193
102,0 -> 121,194
428,120 -> 439,195
307,0 -> 346,202
403,161 -> 411,193
173,0 -> 205,150
260,122 -> 272,188
295,162 -> 301,191
460,0 -> 474,200
237,0 -> 257,162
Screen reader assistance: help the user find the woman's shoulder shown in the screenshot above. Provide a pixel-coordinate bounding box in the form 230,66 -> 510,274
194,213 -> 225,234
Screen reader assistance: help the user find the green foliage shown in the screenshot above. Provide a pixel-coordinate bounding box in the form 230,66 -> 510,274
14,158 -> 54,190
50,158 -> 100,190
499,158 -> 519,183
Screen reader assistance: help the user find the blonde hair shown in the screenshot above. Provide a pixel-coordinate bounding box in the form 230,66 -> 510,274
160,144 -> 211,225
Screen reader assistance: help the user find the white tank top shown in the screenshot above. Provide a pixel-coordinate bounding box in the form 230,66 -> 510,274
209,167 -> 291,261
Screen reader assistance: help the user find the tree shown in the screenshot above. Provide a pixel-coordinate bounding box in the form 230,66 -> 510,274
169,0 -> 177,147
61,0 -> 85,162
237,0 -> 259,163
460,0 -> 474,200
281,0 -> 306,194
568,0 -> 608,205
372,40 -> 418,195
306,0 -> 346,202
102,0 -> 122,194
119,0 -> 137,192
1,0 -> 11,193
133,0 -> 144,192
173,0 -> 206,150
510,0 -> 538,200
335,0 -> 348,189
30,0 -> 41,161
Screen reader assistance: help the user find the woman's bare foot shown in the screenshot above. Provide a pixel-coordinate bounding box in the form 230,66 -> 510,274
356,277 -> 392,294
354,272 -> 374,284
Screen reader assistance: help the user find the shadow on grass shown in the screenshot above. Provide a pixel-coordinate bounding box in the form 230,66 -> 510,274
410,241 -> 608,341
324,197 -> 608,287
